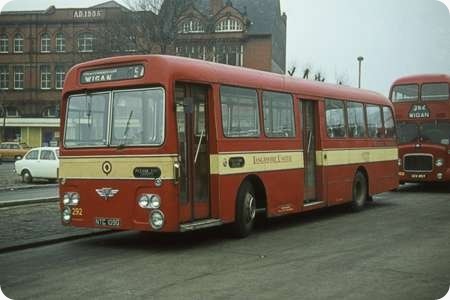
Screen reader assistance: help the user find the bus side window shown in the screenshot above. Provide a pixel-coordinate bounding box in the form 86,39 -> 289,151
325,99 -> 346,138
382,106 -> 395,138
220,86 -> 260,138
346,101 -> 366,138
366,104 -> 383,138
262,91 -> 295,138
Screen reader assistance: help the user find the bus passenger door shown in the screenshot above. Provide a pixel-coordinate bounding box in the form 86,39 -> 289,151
301,100 -> 318,203
175,84 -> 210,223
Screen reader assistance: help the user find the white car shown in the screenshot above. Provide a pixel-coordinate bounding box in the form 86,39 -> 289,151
15,147 -> 59,183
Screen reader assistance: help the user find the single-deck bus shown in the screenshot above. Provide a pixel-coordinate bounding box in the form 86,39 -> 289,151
390,74 -> 450,183
60,55 -> 398,237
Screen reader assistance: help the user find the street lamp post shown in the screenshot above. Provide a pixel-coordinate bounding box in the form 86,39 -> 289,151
357,56 -> 364,88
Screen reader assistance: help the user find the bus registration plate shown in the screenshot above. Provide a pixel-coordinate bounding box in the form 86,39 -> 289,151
95,217 -> 120,227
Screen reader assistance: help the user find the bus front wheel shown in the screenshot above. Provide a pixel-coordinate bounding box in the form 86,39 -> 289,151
232,181 -> 256,238
351,171 -> 367,212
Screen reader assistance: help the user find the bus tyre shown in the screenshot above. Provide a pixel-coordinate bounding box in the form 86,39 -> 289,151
22,170 -> 33,184
351,171 -> 367,212
232,181 -> 256,238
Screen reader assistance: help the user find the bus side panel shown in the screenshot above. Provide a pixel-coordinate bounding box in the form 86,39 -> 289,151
324,166 -> 354,206
258,170 -> 302,217
216,169 -> 303,223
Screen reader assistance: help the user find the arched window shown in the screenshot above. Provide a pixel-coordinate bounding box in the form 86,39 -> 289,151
56,32 -> 65,52
0,34 -> 8,53
215,17 -> 243,32
178,19 -> 205,33
41,32 -> 51,52
42,106 -> 59,117
5,106 -> 20,117
78,32 -> 95,52
14,33 -> 24,53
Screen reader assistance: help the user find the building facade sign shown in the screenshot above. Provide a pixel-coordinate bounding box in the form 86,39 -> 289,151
73,10 -> 103,19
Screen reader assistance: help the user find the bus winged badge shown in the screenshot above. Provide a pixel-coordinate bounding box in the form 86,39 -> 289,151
96,188 -> 119,200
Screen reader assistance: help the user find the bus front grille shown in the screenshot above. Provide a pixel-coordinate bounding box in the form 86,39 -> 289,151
404,155 -> 433,172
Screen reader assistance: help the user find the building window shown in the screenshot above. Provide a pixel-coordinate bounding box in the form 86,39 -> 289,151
40,65 -> 51,90
178,19 -> 205,33
14,33 -> 24,53
214,44 -> 243,66
5,106 -> 20,117
0,34 -> 8,53
176,44 -> 205,60
55,65 -> 65,90
42,106 -> 59,117
78,32 -> 95,52
40,32 -> 51,53
0,65 -> 8,89
56,32 -> 65,52
215,17 -> 243,32
13,65 -> 24,90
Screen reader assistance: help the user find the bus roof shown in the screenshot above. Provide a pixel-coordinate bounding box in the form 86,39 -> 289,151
391,74 -> 450,86
64,55 -> 389,105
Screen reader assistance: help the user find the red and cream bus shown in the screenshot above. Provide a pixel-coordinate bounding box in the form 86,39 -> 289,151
390,74 -> 450,183
59,55 -> 398,237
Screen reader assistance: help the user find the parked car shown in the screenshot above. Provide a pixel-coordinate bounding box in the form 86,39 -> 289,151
15,147 -> 59,183
0,142 -> 31,162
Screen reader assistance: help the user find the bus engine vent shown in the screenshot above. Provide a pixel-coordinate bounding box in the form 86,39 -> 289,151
403,154 -> 433,172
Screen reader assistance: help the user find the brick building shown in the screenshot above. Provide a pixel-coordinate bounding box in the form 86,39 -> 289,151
0,0 -> 286,146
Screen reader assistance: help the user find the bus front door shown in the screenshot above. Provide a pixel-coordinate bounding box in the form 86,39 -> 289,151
176,84 -> 211,223
302,100 -> 318,204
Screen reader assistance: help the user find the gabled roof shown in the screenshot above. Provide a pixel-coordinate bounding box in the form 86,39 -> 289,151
90,1 -> 129,10
190,0 -> 281,35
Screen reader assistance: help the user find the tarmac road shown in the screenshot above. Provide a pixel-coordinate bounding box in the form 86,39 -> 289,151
0,183 -> 449,300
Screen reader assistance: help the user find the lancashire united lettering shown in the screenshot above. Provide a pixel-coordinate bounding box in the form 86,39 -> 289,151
253,154 -> 292,165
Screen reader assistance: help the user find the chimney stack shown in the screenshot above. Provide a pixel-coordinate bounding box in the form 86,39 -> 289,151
210,0 -> 224,15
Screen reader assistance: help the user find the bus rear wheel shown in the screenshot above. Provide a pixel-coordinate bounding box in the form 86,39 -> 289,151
232,181 -> 256,238
351,171 -> 367,211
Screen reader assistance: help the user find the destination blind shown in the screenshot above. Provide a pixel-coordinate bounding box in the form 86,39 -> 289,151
80,65 -> 144,84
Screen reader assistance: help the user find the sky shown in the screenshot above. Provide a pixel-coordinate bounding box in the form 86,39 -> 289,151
1,0 -> 449,96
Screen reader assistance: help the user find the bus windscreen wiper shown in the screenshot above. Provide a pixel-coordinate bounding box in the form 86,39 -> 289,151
118,110 -> 133,149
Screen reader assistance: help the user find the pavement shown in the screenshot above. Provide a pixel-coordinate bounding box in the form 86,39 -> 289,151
0,180 -> 108,252
0,200 -> 109,253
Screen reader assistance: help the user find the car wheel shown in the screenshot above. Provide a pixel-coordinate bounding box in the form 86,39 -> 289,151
351,171 -> 368,212
22,170 -> 33,184
232,181 -> 256,238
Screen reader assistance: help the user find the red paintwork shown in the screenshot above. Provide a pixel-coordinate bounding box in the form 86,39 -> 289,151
389,74 -> 450,183
60,55 -> 398,232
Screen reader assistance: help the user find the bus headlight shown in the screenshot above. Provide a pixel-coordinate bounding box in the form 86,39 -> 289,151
398,158 -> 402,166
62,207 -> 71,223
63,192 -> 80,206
437,173 -> 443,180
138,194 -> 161,209
150,210 -> 165,230
435,158 -> 444,167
